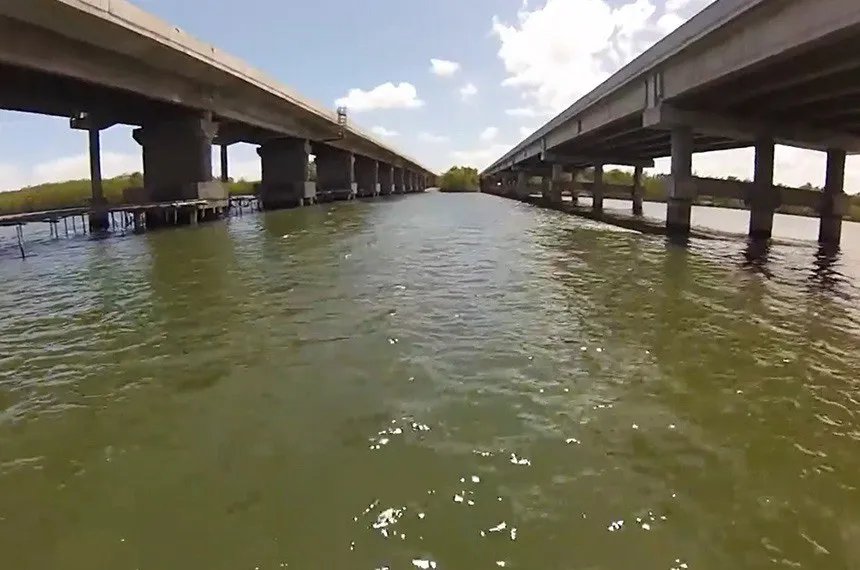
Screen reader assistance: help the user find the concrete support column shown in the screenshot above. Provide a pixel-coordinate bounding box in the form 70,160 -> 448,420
355,156 -> 380,197
87,127 -> 109,231
516,171 -> 529,200
819,149 -> 847,245
220,144 -> 229,183
316,147 -> 357,200
569,168 -> 581,205
394,167 -> 405,194
666,126 -> 695,236
257,137 -> 316,210
507,175 -> 517,196
379,164 -> 394,195
132,112 -> 224,204
592,164 -> 605,212
748,137 -> 778,239
632,166 -> 644,216
547,164 -> 564,205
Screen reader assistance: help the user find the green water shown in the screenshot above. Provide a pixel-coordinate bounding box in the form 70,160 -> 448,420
0,193 -> 858,569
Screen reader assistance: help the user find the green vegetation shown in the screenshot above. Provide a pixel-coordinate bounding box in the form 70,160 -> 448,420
439,166 -> 480,192
586,168 -> 860,222
0,173 -> 258,215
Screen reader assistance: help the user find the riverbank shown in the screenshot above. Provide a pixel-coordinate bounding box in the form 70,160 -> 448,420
0,174 -> 255,215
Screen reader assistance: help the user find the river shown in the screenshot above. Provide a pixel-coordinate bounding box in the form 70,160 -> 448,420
0,192 -> 858,569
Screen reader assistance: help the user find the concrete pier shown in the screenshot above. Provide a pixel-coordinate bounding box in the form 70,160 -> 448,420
547,164 -> 564,205
516,171 -> 529,200
316,147 -> 357,201
394,167 -> 405,194
592,164 -> 605,213
220,144 -> 229,183
819,149 -> 847,245
632,166 -> 644,216
379,164 -> 394,195
258,137 -> 316,209
748,137 -> 777,239
87,127 -> 110,231
355,156 -> 380,198
666,126 -> 694,236
132,113 -> 226,213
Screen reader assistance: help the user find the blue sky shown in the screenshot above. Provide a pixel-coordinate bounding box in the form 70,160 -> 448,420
1,0 -> 858,192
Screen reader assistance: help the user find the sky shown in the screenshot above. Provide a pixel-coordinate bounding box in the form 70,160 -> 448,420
1,0 -> 859,193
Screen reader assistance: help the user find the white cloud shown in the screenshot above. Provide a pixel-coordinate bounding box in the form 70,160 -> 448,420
664,0 -> 689,10
419,132 -> 450,143
451,143 -> 515,170
430,58 -> 461,77
335,82 -> 424,112
519,126 -> 535,138
656,12 -> 684,35
664,0 -> 708,14
505,107 -> 542,117
371,125 -> 399,138
480,127 -> 499,142
0,163 -> 26,192
491,0 -> 659,114
460,82 -> 478,101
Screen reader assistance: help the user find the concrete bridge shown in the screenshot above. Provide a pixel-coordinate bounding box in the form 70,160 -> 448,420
482,0 -> 860,245
0,0 -> 434,230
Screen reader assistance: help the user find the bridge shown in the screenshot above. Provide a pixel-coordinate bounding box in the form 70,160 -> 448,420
481,0 -> 860,246
0,0 -> 434,231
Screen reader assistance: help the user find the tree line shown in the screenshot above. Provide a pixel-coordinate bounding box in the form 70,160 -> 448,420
0,173 -> 257,215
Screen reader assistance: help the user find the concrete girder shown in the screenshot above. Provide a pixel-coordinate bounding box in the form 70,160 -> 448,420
643,104 -> 860,153
540,151 -> 654,168
760,83 -> 860,115
715,53 -> 860,108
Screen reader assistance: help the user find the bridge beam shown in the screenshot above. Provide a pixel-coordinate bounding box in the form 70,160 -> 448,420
355,156 -> 380,198
316,146 -> 356,201
257,137 -> 315,210
541,151 -> 654,168
643,104 -> 860,153
132,112 -> 225,213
